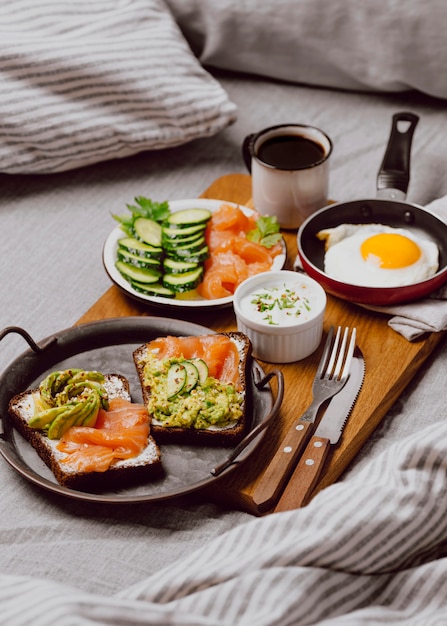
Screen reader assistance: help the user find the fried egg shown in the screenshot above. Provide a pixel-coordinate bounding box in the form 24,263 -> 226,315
317,224 -> 439,287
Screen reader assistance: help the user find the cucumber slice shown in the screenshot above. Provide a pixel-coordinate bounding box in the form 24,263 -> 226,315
118,237 -> 163,259
116,261 -> 161,284
117,250 -> 162,270
163,234 -> 206,252
163,258 -> 200,274
189,358 -> 208,385
167,363 -> 186,399
131,281 -> 176,298
168,245 -> 209,264
115,208 -> 211,298
165,208 -> 212,228
162,266 -> 204,292
133,217 -> 162,247
182,360 -> 199,393
162,223 -> 206,239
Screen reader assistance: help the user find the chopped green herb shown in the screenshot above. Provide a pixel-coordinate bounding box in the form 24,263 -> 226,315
263,313 -> 278,325
250,284 -> 311,324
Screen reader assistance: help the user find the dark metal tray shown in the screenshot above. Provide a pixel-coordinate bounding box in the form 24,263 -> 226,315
0,317 -> 282,504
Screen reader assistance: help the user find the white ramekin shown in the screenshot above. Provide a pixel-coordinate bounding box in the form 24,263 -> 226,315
233,270 -> 326,363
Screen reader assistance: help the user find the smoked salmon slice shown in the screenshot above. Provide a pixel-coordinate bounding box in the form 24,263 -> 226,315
209,203 -> 257,233
198,252 -> 249,299
56,397 -> 150,473
199,203 -> 282,300
145,334 -> 241,389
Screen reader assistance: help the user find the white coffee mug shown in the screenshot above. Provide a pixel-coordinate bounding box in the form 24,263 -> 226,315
242,124 -> 332,229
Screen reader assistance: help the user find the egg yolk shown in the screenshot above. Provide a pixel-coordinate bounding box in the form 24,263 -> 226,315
360,233 -> 421,269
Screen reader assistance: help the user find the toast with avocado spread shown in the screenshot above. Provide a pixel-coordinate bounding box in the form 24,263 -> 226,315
8,369 -> 162,490
133,332 -> 252,445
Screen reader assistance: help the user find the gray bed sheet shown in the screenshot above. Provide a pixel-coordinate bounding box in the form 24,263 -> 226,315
1,71 -> 446,595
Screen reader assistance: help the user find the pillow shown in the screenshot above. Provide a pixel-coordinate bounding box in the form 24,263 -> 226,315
0,0 -> 237,174
165,0 -> 447,100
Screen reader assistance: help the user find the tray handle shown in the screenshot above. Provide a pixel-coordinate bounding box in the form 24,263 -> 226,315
211,369 -> 284,477
0,326 -> 57,354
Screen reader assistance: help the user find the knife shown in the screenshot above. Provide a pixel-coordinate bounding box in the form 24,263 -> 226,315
274,348 -> 365,512
250,327 -> 357,514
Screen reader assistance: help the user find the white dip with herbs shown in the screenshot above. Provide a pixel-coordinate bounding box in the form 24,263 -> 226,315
240,279 -> 320,326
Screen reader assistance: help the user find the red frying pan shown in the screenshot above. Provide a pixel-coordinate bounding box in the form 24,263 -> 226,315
297,112 -> 447,305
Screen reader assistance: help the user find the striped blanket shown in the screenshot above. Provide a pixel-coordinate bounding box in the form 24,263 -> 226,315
2,415 -> 447,625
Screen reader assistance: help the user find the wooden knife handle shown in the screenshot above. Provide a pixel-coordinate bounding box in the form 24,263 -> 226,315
251,420 -> 315,513
274,436 -> 331,512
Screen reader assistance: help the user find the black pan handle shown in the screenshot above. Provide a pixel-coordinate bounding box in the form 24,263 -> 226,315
376,111 -> 419,200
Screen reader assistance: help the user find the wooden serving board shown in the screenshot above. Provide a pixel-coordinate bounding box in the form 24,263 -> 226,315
77,174 -> 445,515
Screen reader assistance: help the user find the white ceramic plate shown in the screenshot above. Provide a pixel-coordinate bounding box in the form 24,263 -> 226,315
103,198 -> 287,309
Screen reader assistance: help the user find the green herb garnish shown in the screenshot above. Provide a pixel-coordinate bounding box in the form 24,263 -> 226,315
112,196 -> 170,231
247,215 -> 282,248
250,285 -> 311,324
263,313 -> 278,325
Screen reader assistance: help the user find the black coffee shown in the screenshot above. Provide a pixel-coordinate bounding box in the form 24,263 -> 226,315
257,134 -> 325,170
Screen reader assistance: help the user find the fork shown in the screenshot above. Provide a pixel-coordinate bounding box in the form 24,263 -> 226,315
251,326 -> 357,513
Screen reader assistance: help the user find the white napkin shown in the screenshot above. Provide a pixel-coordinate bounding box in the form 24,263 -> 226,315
294,195 -> 447,341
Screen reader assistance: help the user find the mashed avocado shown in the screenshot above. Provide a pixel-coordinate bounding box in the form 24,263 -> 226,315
143,355 -> 243,430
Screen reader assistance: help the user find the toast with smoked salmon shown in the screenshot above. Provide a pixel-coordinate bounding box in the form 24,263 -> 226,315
133,332 -> 252,445
8,370 -> 162,490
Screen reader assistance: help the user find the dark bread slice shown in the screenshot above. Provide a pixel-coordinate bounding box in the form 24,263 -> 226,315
133,332 -> 252,446
8,374 -> 162,491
